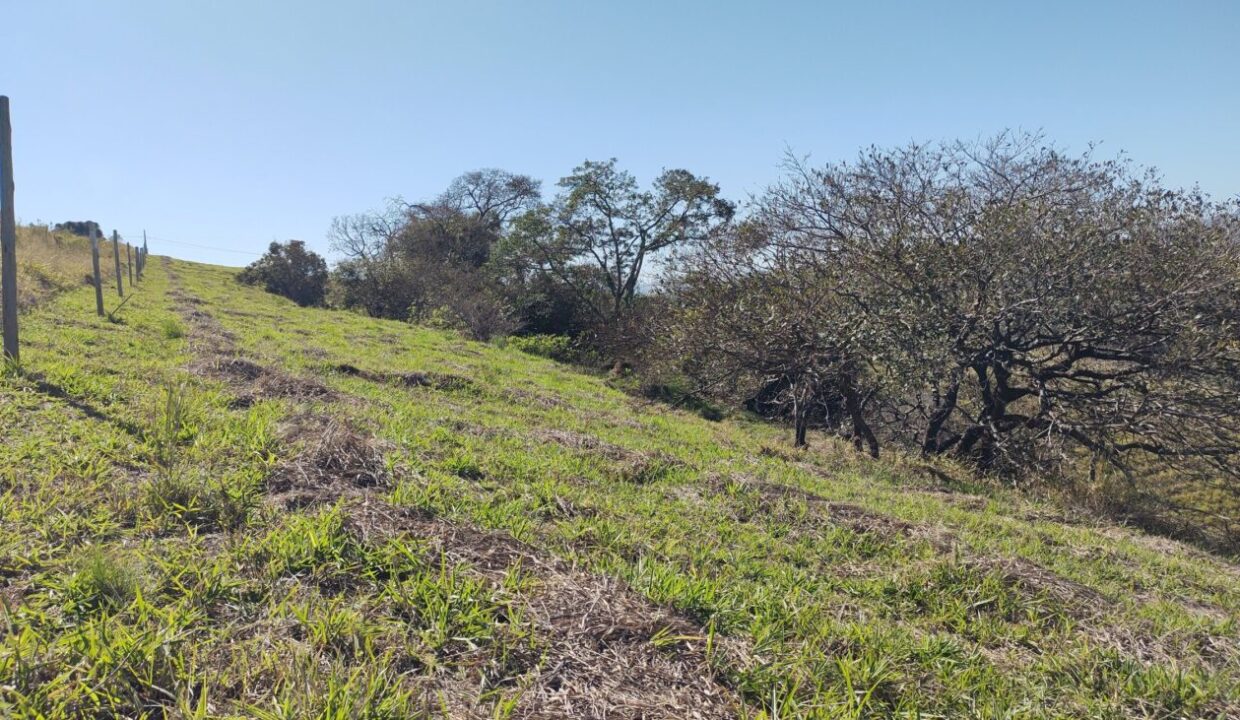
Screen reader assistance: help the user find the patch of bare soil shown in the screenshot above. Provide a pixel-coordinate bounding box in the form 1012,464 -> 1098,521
186,352 -> 336,408
347,502 -> 741,720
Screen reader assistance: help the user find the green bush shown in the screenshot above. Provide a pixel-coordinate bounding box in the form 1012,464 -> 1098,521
238,240 -> 329,307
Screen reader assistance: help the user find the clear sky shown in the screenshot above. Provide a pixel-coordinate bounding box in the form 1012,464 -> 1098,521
4,1 -> 1237,266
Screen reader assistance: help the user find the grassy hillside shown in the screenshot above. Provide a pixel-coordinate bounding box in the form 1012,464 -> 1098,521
1,256 -> 1237,719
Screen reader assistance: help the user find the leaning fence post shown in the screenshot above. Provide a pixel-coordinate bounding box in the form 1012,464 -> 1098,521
90,223 -> 104,316
126,242 -> 133,286
111,230 -> 123,297
0,96 -> 18,362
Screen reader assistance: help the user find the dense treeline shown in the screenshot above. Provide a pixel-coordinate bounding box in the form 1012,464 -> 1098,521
320,161 -> 732,358
666,136 -> 1240,468
239,133 -> 1240,548
52,220 -> 102,237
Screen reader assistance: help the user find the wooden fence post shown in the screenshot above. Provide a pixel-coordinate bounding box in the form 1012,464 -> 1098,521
126,242 -> 133,286
0,97 -> 17,362
111,230 -> 123,297
90,224 -> 104,316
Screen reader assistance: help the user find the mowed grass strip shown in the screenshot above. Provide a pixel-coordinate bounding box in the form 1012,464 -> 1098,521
184,260 -> 1240,718
0,257 -> 1237,719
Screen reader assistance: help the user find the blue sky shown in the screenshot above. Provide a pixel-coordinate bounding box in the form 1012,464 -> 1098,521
4,1 -> 1237,265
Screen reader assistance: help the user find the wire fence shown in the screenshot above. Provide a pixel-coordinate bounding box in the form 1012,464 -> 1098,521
0,96 -> 151,364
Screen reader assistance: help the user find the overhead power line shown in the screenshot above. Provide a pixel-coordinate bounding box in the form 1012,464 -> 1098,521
117,234 -> 265,256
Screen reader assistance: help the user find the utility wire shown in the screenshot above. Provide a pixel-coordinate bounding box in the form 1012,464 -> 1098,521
116,234 -> 265,256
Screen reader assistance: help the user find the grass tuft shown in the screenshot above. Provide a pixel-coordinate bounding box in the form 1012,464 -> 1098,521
64,549 -> 148,614
161,317 -> 186,339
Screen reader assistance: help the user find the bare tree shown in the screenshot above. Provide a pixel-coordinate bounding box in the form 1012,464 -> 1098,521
661,222 -> 880,451
328,199 -> 406,263
327,171 -> 541,340
753,133 -> 1240,487
437,168 -> 542,228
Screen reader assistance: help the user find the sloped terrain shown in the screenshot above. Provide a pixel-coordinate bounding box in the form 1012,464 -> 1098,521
1,258 -> 1238,719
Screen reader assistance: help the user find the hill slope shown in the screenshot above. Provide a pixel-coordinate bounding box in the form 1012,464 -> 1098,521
1,257 -> 1238,719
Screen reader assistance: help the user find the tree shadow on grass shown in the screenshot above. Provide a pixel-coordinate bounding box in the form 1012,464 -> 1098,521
29,376 -> 147,442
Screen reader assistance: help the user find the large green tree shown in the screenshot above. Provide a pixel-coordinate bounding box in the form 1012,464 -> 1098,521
510,159 -> 733,361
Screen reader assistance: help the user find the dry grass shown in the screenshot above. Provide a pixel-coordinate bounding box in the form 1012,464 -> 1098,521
347,503 -> 741,719
5,225 -> 141,312
9,225 -> 98,309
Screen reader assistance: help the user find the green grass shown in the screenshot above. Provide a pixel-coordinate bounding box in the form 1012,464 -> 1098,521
1,256 -> 1237,718
160,317 -> 187,339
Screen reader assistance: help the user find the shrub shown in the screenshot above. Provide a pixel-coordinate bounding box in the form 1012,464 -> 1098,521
238,240 -> 329,307
408,270 -> 519,341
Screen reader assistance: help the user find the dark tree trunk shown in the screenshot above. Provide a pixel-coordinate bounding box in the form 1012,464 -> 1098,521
922,372 -> 961,456
845,387 -> 879,458
959,361 -> 1005,471
793,393 -> 809,447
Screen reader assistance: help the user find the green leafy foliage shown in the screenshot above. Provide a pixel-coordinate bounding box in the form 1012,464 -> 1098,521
238,240 -> 329,307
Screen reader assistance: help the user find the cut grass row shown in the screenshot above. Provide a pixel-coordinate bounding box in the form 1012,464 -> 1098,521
185,260 -> 1240,718
0,256 -> 1237,718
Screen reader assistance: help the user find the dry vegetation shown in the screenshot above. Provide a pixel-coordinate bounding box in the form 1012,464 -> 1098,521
10,225 -> 95,309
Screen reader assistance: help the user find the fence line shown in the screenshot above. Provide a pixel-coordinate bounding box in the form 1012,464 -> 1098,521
0,97 -> 159,360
